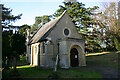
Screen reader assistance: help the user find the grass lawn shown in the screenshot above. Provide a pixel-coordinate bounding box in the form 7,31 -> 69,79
2,51 -> 120,79
2,65 -> 101,79
57,69 -> 101,78
86,51 -> 119,69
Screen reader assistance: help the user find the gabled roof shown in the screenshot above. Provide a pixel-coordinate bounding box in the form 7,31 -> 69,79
29,10 -> 67,44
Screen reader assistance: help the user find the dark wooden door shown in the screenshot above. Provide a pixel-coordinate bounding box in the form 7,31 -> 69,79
70,48 -> 79,67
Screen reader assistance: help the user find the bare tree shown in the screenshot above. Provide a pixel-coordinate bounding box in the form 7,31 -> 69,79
97,2 -> 120,43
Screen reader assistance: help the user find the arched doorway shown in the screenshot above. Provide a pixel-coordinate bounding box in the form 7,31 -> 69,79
70,48 -> 79,67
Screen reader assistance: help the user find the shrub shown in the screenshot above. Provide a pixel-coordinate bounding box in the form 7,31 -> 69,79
114,38 -> 120,51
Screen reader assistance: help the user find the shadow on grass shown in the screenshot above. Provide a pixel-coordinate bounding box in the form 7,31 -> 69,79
3,51 -> 119,79
2,65 -> 101,79
2,66 -> 53,80
86,52 -> 119,66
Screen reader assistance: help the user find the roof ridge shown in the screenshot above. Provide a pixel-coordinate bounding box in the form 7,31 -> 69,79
30,17 -> 60,40
29,10 -> 67,44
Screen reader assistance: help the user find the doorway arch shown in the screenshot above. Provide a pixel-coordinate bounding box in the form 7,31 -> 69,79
70,48 -> 79,67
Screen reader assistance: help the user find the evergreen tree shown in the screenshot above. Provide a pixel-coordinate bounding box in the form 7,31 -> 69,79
2,5 -> 26,70
11,33 -> 26,70
2,5 -> 22,28
53,1 -> 102,52
19,24 -> 31,36
31,15 -> 52,34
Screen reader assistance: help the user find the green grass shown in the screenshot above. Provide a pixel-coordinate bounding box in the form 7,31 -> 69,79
17,65 -> 35,68
3,67 -> 101,78
57,69 -> 101,78
17,67 -> 53,78
2,51 -> 119,79
2,65 -> 101,78
86,51 -> 119,69
2,69 -> 11,78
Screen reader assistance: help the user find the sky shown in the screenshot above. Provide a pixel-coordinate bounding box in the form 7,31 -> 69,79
1,0 -> 119,26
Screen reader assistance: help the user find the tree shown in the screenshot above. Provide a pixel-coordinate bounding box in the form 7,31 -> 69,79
11,33 -> 26,70
31,15 -> 52,34
18,24 -> 31,36
2,5 -> 24,70
2,30 -> 26,69
97,2 -> 120,51
2,5 -> 22,28
114,37 -> 120,51
53,1 -> 102,52
2,31 -> 12,69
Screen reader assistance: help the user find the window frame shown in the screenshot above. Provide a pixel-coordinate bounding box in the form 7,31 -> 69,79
64,29 -> 69,36
63,27 -> 71,37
